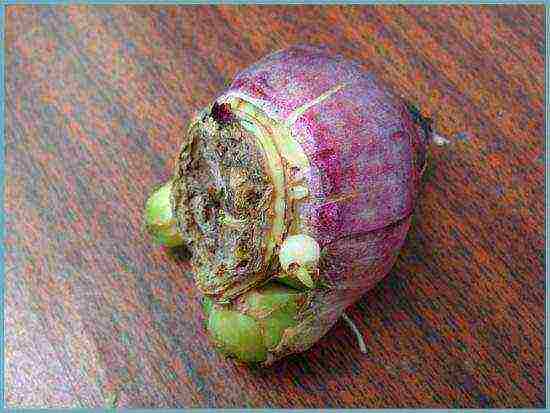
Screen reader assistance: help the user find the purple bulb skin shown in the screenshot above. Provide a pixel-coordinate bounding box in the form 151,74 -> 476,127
223,45 -> 427,295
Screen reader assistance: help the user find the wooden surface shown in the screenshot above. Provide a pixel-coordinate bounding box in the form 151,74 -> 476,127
5,5 -> 545,408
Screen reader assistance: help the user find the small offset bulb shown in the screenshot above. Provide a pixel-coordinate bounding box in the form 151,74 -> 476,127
144,179 -> 185,248
279,234 -> 320,288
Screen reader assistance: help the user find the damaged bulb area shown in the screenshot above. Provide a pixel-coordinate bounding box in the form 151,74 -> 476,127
172,103 -> 275,301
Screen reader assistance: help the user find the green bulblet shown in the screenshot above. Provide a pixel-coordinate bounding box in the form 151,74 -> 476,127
205,282 -> 306,365
144,180 -> 185,248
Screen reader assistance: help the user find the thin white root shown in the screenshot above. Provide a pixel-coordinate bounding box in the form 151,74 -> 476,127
432,132 -> 450,146
342,313 -> 367,354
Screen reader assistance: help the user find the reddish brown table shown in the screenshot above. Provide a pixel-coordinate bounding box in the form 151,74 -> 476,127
5,5 -> 545,408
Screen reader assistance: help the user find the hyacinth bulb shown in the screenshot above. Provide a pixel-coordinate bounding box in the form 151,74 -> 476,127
145,45 -> 432,366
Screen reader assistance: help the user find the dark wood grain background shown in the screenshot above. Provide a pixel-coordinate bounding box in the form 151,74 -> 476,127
5,5 -> 545,408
